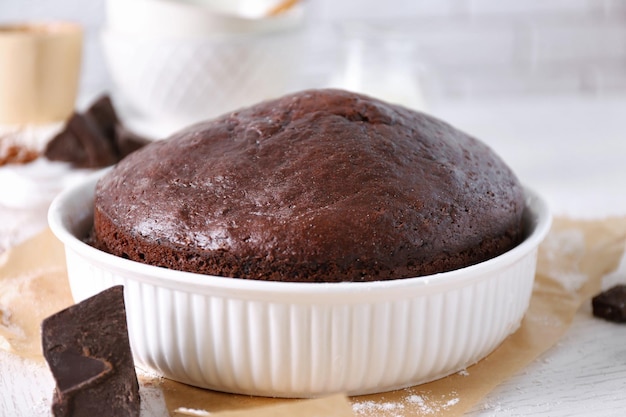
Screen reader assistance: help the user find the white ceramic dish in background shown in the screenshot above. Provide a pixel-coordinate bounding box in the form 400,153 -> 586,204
105,0 -> 304,37
101,0 -> 304,139
48,171 -> 551,398
101,29 -> 302,139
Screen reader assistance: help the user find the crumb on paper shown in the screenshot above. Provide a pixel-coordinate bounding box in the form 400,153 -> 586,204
0,143 -> 39,165
0,123 -> 63,166
174,407 -> 211,416
457,368 -> 470,376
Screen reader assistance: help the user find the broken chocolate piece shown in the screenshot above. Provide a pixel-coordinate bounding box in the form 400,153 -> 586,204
45,112 -> 119,168
44,95 -> 150,168
592,284 -> 626,323
84,95 -> 118,143
41,285 -> 140,417
51,350 -> 113,393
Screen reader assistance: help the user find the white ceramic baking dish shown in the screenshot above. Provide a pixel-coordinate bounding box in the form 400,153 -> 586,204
48,170 -> 551,398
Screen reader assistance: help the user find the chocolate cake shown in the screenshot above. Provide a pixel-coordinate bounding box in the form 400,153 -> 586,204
91,89 -> 526,282
41,286 -> 140,417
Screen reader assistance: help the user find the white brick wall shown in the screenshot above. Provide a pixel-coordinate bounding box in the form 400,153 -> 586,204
467,0 -> 593,15
2,0 -> 626,100
305,0 -> 626,99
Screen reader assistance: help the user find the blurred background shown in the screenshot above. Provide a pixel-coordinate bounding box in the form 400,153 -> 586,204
3,4 -> 626,415
3,0 -> 626,101
2,0 -> 626,218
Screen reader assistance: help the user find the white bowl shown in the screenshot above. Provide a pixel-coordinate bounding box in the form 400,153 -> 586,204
101,29 -> 303,139
48,170 -> 551,397
101,0 -> 304,139
105,0 -> 304,37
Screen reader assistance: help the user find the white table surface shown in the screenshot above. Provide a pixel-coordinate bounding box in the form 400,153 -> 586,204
1,94 -> 626,416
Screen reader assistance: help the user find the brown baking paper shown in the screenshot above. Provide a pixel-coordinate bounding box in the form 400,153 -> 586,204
0,228 -> 73,359
1,218 -> 626,416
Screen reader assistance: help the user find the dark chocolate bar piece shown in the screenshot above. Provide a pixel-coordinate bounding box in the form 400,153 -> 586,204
41,286 -> 140,417
45,112 -> 119,168
592,284 -> 626,323
84,95 -> 118,143
44,95 -> 149,168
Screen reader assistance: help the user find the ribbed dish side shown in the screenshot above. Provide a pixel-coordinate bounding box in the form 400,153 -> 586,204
64,245 -> 538,397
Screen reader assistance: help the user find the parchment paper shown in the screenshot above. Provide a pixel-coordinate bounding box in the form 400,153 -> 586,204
1,217 -> 625,416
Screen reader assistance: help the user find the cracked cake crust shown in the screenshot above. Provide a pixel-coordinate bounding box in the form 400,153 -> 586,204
91,89 -> 526,282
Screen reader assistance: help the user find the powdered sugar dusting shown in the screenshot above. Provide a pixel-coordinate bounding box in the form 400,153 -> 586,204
136,365 -> 164,380
445,397 -> 460,407
539,228 -> 589,292
353,400 -> 405,415
174,407 -> 212,416
406,394 -> 433,414
352,389 -> 461,416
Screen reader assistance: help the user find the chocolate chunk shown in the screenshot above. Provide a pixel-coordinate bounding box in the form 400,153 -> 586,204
84,95 -> 119,144
43,114 -> 84,164
52,350 -> 113,393
592,284 -> 626,323
44,95 -> 150,168
45,112 -> 119,168
41,286 -> 140,417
